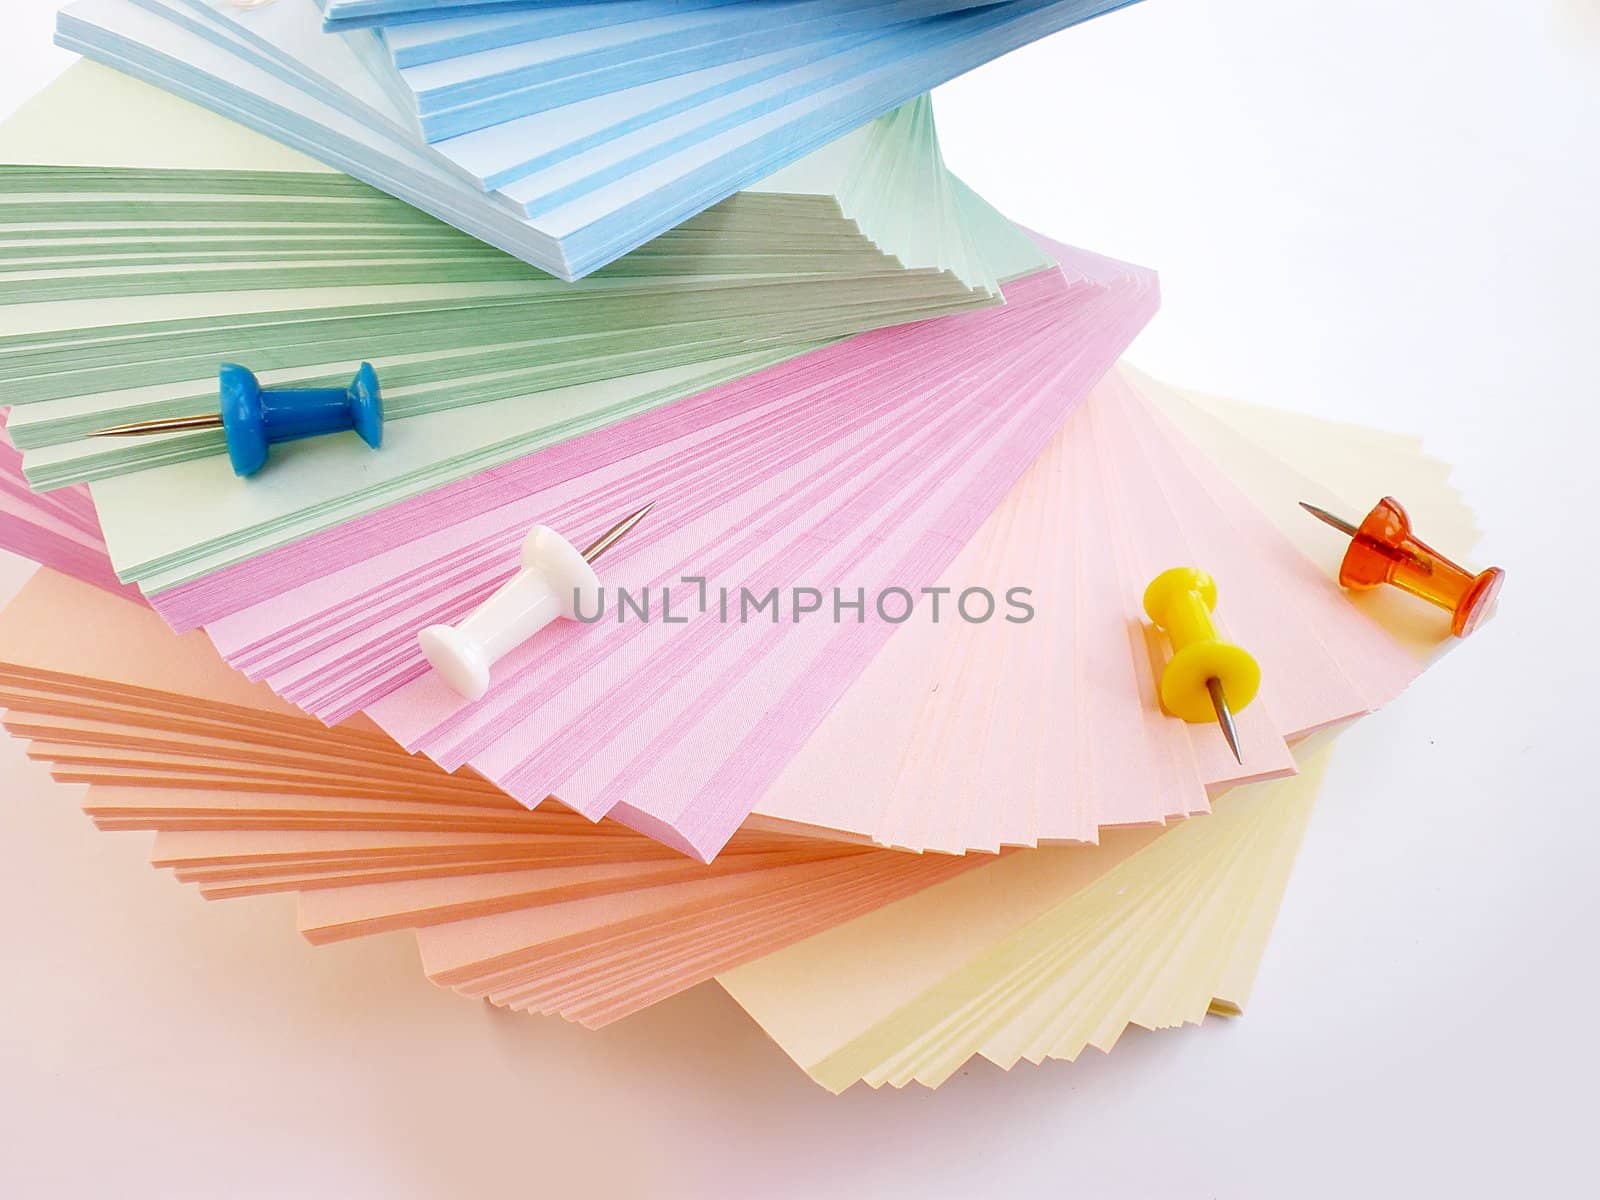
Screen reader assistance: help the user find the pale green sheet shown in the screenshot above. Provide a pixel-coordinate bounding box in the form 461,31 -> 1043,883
0,64 -> 1052,590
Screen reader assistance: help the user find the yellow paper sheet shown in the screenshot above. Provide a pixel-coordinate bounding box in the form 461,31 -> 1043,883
717,368 -> 1481,1090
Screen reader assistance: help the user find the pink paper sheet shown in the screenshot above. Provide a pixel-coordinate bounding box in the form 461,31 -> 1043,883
0,408 -> 138,600
749,368 -> 1420,852
142,249 -> 1158,860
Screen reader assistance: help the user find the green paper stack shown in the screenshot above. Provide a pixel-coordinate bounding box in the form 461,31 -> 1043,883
1,66 -> 1039,537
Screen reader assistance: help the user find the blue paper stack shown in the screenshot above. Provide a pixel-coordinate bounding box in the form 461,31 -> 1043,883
56,0 -> 1139,278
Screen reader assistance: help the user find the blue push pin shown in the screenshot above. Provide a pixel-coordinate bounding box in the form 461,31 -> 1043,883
90,362 -> 383,477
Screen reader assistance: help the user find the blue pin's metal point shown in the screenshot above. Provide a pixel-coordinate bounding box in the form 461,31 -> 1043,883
90,362 -> 384,477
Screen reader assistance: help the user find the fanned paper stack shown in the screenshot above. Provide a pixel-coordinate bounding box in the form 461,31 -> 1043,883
0,4 -> 1498,1093
0,365 -> 1478,1089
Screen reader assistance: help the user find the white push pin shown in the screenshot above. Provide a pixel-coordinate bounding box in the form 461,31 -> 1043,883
418,501 -> 654,701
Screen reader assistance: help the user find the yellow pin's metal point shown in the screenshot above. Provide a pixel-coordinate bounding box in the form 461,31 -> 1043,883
1142,567 -> 1261,764
1205,676 -> 1243,764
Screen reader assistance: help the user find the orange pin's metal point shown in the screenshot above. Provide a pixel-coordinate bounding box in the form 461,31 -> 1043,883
1299,498 -> 1504,637
1142,567 -> 1261,764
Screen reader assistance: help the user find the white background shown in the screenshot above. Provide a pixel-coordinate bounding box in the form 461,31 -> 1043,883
1,1 -> 1596,1195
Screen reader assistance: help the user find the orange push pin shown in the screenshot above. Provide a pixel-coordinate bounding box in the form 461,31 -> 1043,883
1142,567 -> 1261,764
1299,498 -> 1504,637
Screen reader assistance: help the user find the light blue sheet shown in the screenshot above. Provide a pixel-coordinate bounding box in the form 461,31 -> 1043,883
60,0 -> 1143,278
320,0 -> 998,34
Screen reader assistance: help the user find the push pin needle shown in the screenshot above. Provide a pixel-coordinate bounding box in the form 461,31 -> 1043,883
1298,501 -> 1360,539
1206,676 -> 1243,765
93,413 -> 228,436
581,500 -> 655,564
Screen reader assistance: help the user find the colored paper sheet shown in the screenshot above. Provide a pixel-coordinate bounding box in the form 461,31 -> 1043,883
1,65 -> 1019,493
56,0 -> 1142,277
361,1 -> 1032,140
319,1 -> 1005,32
0,408 -> 135,599
722,748 -> 1329,1091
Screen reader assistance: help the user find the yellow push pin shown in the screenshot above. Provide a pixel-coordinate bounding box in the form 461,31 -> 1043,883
1142,567 -> 1261,764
